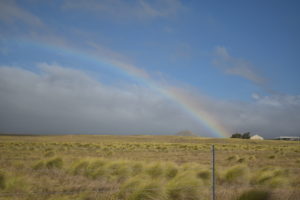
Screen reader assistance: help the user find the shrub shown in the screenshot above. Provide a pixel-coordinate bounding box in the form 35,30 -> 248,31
46,157 -> 63,169
166,172 -> 202,200
237,189 -> 270,200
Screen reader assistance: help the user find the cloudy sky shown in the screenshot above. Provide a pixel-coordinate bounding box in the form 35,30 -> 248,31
0,0 -> 300,138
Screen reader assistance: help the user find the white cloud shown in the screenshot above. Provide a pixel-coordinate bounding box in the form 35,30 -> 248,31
213,46 -> 265,86
253,93 -> 300,107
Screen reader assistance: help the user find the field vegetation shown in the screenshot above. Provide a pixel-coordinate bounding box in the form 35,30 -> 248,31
0,135 -> 299,200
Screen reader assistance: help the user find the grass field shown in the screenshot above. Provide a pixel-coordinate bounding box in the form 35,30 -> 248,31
0,135 -> 299,200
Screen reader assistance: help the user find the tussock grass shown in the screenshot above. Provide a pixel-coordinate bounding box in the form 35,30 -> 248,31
165,163 -> 178,179
70,160 -> 89,175
251,167 -> 289,188
223,165 -> 249,184
86,159 -> 108,179
118,176 -> 143,199
0,134 -> 299,200
166,172 -> 202,200
44,151 -> 55,157
236,189 -> 270,200
237,158 -> 246,163
128,180 -> 166,200
107,161 -> 131,181
4,175 -> 30,193
0,171 -> 6,190
227,155 -> 238,162
131,162 -> 144,176
70,159 -> 109,180
32,160 -> 45,170
46,157 -> 63,169
196,169 -> 210,182
146,163 -> 164,179
268,155 -> 275,159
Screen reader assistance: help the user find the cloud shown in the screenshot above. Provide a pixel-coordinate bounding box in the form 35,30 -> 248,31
62,0 -> 184,21
199,93 -> 300,138
1,64 -> 299,138
0,64 -> 204,135
0,0 -> 43,27
213,46 -> 265,86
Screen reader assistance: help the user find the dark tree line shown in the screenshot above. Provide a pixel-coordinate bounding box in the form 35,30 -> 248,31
231,132 -> 251,139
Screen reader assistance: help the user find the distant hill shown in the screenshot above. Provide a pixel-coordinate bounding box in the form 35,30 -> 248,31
176,130 -> 198,137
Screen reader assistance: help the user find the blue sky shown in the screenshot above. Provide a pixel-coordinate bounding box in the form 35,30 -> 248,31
0,0 -> 300,137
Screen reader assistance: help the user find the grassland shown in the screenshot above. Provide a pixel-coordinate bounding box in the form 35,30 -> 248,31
0,135 -> 299,200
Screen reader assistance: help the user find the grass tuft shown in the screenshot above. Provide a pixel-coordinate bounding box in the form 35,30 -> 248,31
128,180 -> 166,200
237,189 -> 270,200
70,160 -> 89,175
165,163 -> 178,179
32,160 -> 45,170
108,161 -> 131,181
0,171 -> 6,190
46,157 -> 63,169
251,167 -> 289,188
166,172 -> 202,200
224,165 -> 248,184
131,163 -> 144,176
118,176 -> 143,199
196,169 -> 211,182
146,163 -> 164,179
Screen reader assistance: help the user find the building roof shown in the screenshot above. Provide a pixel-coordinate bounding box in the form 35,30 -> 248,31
250,134 -> 264,140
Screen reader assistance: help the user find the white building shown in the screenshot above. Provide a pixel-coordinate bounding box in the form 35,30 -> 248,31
250,134 -> 264,140
275,136 -> 300,141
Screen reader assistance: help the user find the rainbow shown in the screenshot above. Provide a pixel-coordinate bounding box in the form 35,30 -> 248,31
10,38 -> 230,137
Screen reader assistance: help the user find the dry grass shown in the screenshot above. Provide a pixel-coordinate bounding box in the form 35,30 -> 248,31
0,134 -> 299,200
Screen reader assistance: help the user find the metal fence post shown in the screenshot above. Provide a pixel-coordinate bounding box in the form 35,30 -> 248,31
211,144 -> 215,200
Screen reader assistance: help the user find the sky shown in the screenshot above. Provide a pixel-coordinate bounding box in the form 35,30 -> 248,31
0,0 -> 300,138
